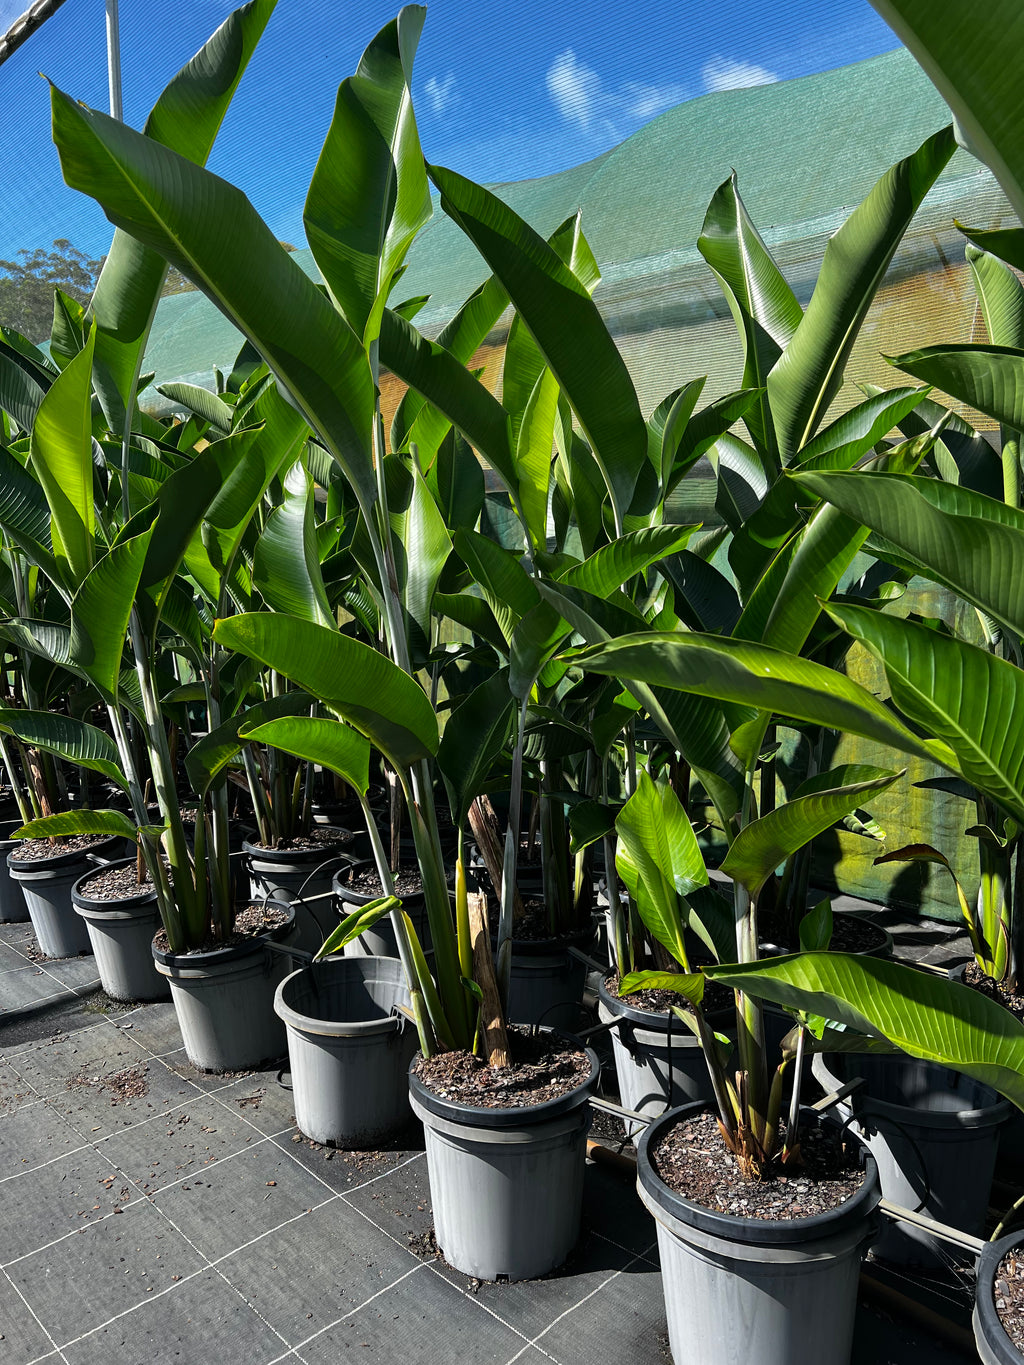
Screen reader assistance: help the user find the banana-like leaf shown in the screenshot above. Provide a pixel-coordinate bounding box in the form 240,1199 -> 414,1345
799,898 -> 834,952
51,87 -> 378,515
89,0 -> 275,430
13,808 -> 139,843
616,770 -> 708,968
454,527 -> 539,625
436,669 -> 514,826
867,0 -> 1024,222
315,895 -> 400,960
767,125 -> 955,462
619,969 -> 705,1006
69,529 -> 154,703
0,708 -> 126,789
888,344 -> 1024,433
304,7 -> 430,347
387,455 -> 453,656
513,366 -> 559,550
573,631 -> 957,771
568,799 -> 616,856
796,469 -> 1024,637
253,461 -> 334,627
242,716 -> 372,797
157,382 -> 234,434
426,430 -> 484,535
706,950 -> 1024,1110
429,164 -> 647,528
29,327 -> 96,587
212,613 -> 437,768
184,692 -> 313,798
721,767 -> 902,897
968,246 -> 1024,352
0,339 -> 51,434
826,600 -> 1024,824
698,173 -> 803,462
669,389 -> 762,491
379,308 -> 517,498
558,525 -> 699,601
959,225 -> 1024,274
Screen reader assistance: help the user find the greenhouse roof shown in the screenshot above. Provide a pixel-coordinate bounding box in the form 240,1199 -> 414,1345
140,45 -> 987,401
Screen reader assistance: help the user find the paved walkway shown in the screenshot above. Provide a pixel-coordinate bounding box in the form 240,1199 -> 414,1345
0,908 -> 977,1364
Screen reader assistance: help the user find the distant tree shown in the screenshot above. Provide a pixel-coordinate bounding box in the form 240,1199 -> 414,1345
0,239 -> 103,343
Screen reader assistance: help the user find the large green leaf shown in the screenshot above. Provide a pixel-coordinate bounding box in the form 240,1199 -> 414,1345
387,456 -> 452,656
212,613 -> 437,768
0,338 -> 51,434
304,7 -> 430,347
13,809 -> 140,843
29,327 -> 96,586
796,469 -> 1024,637
0,446 -> 56,571
436,669 -> 515,825
253,461 -> 334,627
241,716 -> 372,798
157,382 -> 234,434
184,692 -> 313,797
767,125 -> 955,462
827,600 -> 1024,824
968,246 -> 1024,352
887,345 -> 1024,433
558,525 -> 698,601
698,173 -> 803,462
615,770 -> 708,967
720,767 -> 901,897
70,529 -> 154,703
90,0 -> 275,430
513,366 -> 559,550
454,527 -> 539,629
573,632 -> 956,770
0,709 -> 126,789
707,950 -> 1024,1110
379,308 -> 517,497
51,87 -> 378,515
429,164 -> 647,527
868,0 -> 1024,223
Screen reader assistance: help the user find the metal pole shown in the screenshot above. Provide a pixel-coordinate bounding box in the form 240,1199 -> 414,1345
105,0 -> 122,121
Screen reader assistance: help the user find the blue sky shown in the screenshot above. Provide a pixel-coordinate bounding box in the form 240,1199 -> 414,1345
0,0 -> 901,264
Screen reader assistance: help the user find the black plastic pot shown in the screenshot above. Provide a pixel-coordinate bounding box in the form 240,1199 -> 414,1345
0,819 -> 28,923
975,1233 -> 1024,1364
637,1102 -> 880,1365
333,861 -> 431,956
244,827 -> 355,953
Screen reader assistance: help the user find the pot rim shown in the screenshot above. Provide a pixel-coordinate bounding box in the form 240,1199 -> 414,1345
597,972 -> 732,1027
242,826 -> 355,862
7,833 -> 123,874
274,955 -> 410,1037
151,902 -> 296,967
637,1099 -> 880,1246
72,855 -> 158,914
408,1026 -> 600,1129
813,1051 -> 1013,1128
975,1231 -> 1024,1364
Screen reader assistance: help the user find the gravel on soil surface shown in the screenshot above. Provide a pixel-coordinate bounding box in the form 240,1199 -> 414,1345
152,902 -> 290,954
247,826 -> 354,852
606,971 -> 734,1016
12,833 -> 112,860
75,862 -> 153,901
651,1109 -> 865,1220
993,1248 -> 1024,1353
338,864 -> 424,898
413,1026 -> 591,1109
758,910 -> 888,955
965,962 -> 1024,1025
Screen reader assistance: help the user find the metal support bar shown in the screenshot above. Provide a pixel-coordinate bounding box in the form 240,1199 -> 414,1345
878,1199 -> 985,1255
808,1077 -> 865,1113
568,945 -> 610,973
105,0 -> 122,121
590,1095 -> 652,1128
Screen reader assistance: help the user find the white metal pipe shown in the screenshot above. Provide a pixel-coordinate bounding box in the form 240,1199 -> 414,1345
105,0 -> 122,121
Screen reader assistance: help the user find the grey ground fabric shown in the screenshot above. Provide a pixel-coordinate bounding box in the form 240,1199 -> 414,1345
0,911 -> 972,1364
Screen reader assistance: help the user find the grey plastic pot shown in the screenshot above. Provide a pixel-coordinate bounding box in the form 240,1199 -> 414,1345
8,837 -> 123,957
408,1033 -> 600,1281
71,858 -> 170,1002
503,926 -> 592,1032
244,828 -> 355,955
597,975 -> 728,1136
974,1233 -> 1023,1365
813,1051 -> 1010,1268
334,863 -> 430,958
0,819 -> 29,923
152,906 -> 297,1072
274,956 -> 417,1147
637,1102 -> 880,1365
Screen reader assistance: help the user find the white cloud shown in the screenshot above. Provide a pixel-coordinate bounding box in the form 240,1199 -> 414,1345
425,72 -> 457,116
546,49 -> 684,136
701,56 -> 779,92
